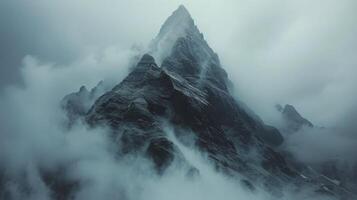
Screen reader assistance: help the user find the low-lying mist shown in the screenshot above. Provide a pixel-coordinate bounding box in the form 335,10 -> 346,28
0,53 -> 338,200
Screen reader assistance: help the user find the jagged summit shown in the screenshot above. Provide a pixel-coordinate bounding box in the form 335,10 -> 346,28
173,5 -> 191,20
282,104 -> 313,127
157,5 -> 195,39
276,104 -> 313,133
177,4 -> 189,13
148,5 -> 229,91
150,5 -> 209,64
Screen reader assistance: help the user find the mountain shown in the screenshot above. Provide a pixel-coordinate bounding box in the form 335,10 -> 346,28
276,104 -> 313,133
84,5 -> 288,193
61,81 -> 109,126
87,5 -> 287,175
61,5 -> 353,199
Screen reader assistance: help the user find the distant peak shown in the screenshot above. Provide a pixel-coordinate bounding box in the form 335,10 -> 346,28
283,104 -> 299,115
175,5 -> 190,17
280,104 -> 314,129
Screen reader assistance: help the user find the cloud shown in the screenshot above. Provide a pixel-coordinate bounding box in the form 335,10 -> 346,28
0,46 -> 135,173
0,53 -> 335,200
210,0 -> 357,127
0,0 -> 173,86
283,127 -> 357,164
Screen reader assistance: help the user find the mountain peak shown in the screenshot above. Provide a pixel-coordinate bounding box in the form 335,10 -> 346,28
150,5 -> 199,63
175,5 -> 191,17
149,5 -> 227,90
277,104 -> 314,132
283,104 -> 300,116
159,5 -> 195,36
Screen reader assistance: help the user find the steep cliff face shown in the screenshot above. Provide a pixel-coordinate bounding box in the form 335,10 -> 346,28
85,5 -> 292,188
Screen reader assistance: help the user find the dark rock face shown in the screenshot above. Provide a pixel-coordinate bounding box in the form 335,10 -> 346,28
86,52 -> 291,186
276,104 -> 313,133
85,6 -> 291,187
146,137 -> 176,173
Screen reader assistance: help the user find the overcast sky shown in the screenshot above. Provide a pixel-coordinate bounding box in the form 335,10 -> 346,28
1,0 -> 357,127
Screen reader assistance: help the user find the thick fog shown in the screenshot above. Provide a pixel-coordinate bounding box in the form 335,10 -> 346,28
0,0 -> 357,199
